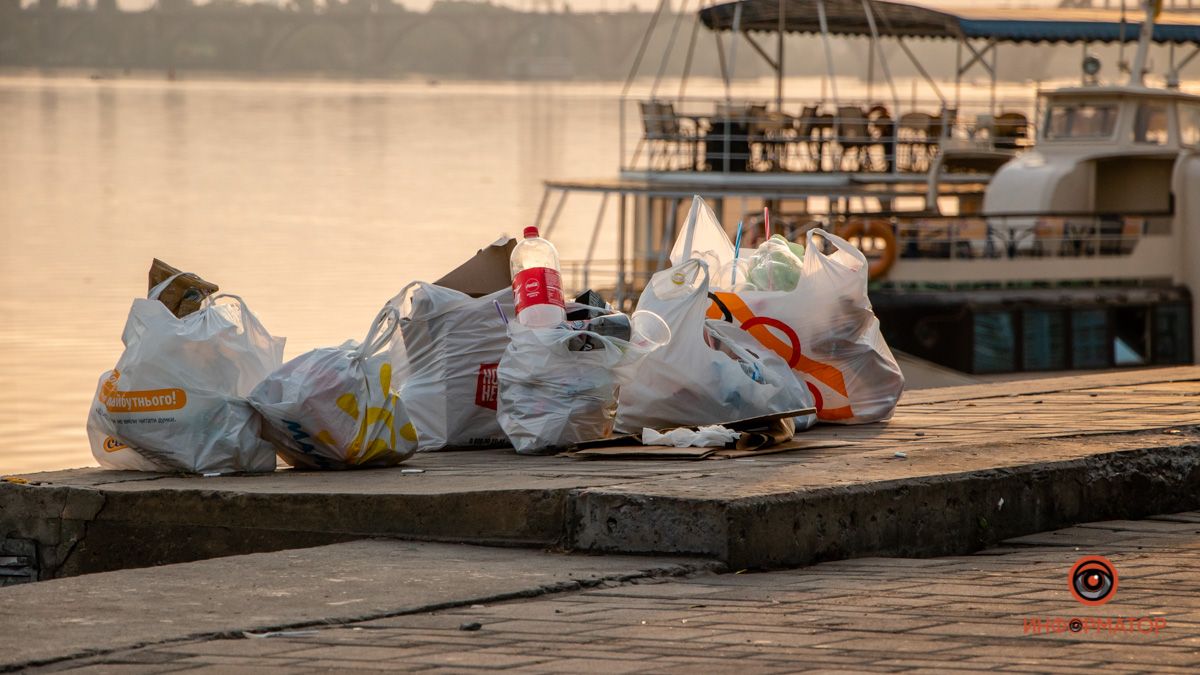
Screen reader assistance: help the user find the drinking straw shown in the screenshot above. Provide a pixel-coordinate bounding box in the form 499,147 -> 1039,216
731,220 -> 744,287
764,207 -> 773,291
494,300 -> 508,326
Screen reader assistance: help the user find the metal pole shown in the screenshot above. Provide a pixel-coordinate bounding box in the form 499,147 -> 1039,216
1129,0 -> 1156,86
583,193 -> 610,291
816,0 -> 839,105
677,15 -> 701,103
621,0 -> 669,98
617,193 -> 627,308
541,189 -> 569,238
651,0 -> 690,99
777,0 -> 786,111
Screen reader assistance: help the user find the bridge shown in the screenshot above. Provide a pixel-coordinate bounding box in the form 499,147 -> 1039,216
0,3 -> 662,79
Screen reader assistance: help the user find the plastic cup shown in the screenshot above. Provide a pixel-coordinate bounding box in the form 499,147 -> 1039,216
630,310 -> 672,350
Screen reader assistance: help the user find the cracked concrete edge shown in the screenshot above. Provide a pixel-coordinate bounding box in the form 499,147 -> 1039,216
0,483 -> 105,580
570,437 -> 1200,568
0,557 -> 724,673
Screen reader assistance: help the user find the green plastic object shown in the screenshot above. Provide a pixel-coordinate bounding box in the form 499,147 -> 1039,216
747,235 -> 803,292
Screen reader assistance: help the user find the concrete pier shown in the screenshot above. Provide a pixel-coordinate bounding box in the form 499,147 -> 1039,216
3,367 -> 1199,579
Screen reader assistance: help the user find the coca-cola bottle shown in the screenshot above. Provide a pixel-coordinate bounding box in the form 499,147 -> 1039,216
510,226 -> 566,327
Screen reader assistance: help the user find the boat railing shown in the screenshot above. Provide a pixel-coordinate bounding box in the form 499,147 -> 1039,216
621,96 -> 1037,176
560,210 -> 1171,302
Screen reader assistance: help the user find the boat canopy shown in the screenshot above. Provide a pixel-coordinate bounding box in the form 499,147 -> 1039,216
698,0 -> 1200,45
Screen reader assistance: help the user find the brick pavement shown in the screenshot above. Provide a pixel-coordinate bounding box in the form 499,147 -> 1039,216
33,512 -> 1200,673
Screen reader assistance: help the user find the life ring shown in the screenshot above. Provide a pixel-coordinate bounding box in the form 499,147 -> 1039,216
837,220 -> 897,280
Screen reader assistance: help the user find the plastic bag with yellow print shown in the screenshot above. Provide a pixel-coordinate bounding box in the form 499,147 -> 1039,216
249,305 -> 417,469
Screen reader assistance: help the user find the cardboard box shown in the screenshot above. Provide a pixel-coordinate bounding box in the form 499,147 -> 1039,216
434,237 -> 517,298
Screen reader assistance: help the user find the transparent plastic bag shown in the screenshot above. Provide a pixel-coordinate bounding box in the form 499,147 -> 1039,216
387,283 -> 514,451
497,311 -> 669,455
249,305 -> 417,469
615,260 -> 816,433
706,229 -> 905,424
87,277 -> 285,473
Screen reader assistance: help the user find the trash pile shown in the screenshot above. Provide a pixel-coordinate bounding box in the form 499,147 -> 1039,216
88,196 -> 903,474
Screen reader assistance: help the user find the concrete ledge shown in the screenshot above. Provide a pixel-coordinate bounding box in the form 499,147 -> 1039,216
4,368 -> 1199,576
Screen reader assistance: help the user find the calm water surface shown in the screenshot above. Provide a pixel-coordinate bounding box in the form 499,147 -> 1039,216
0,75 -> 628,473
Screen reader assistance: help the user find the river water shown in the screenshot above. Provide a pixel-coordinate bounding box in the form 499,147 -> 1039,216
2,72 -> 1178,474
0,75 -> 636,473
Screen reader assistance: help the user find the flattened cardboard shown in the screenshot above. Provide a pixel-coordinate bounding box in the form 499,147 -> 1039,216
567,445 -> 718,460
434,237 -> 517,298
709,439 -> 855,460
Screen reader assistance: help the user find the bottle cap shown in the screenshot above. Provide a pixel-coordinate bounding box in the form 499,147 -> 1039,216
523,226 -> 539,239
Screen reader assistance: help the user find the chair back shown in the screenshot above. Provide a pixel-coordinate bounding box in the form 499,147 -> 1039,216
899,112 -> 941,138
994,111 -> 1029,138
658,101 -> 681,136
640,101 -> 665,137
837,106 -> 870,141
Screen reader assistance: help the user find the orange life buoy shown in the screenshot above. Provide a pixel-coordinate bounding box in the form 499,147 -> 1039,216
837,220 -> 897,280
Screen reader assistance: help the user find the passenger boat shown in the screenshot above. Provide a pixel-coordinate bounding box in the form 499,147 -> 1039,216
533,0 -> 1200,376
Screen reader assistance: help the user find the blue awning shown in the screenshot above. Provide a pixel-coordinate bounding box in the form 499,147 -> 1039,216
698,0 -> 1200,45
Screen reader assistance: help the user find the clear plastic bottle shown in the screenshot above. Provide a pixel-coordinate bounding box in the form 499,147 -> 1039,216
510,226 -> 566,327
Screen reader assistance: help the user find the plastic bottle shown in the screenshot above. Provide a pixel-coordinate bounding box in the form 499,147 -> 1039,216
510,226 -> 566,327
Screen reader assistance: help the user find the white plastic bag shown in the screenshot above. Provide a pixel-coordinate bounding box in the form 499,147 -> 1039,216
497,312 -> 669,454
388,283 -> 513,451
615,260 -> 816,433
705,228 -> 905,424
669,195 -> 734,271
249,306 -> 418,470
87,279 -> 285,473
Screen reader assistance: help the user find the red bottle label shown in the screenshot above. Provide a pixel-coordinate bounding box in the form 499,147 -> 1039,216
512,267 -> 564,315
475,363 -> 499,410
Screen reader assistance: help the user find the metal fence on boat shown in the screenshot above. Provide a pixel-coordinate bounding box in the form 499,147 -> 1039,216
621,96 -> 1038,175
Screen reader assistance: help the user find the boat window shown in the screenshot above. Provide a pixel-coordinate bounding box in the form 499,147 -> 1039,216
1043,103 -> 1118,140
1022,310 -> 1066,371
972,312 -> 1015,373
1071,309 -> 1109,369
1134,103 -> 1170,145
1181,104 -> 1200,147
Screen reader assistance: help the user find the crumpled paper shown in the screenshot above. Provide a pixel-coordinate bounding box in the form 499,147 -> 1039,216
641,425 -> 740,448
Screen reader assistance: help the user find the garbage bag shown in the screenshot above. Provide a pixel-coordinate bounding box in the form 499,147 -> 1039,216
706,228 -> 904,424
87,277 -> 285,473
615,259 -> 816,433
497,311 -> 669,455
388,282 -> 514,451
249,305 -> 418,470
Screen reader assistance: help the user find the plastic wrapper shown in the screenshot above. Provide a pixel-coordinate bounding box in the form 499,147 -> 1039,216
615,259 -> 817,433
642,425 -> 739,448
388,282 -> 514,451
497,311 -> 669,455
249,305 -> 418,470
87,275 -> 284,473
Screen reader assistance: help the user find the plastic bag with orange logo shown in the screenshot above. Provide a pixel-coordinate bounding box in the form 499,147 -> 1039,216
87,278 -> 285,473
614,260 -> 816,433
249,306 -> 417,470
707,228 -> 904,424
